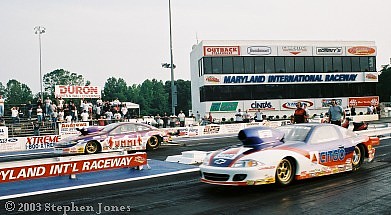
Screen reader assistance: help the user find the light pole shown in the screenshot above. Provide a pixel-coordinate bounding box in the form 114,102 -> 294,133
34,26 -> 46,99
168,0 -> 176,116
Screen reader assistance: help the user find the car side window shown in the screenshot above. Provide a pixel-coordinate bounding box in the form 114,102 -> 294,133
309,126 -> 340,144
136,125 -> 150,131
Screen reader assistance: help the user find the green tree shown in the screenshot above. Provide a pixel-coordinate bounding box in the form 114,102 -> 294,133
377,65 -> 391,102
164,79 -> 191,116
102,77 -> 128,102
43,69 -> 88,99
5,79 -> 33,105
0,82 -> 5,96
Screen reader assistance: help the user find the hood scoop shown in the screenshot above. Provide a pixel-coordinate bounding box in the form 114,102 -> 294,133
238,126 -> 284,149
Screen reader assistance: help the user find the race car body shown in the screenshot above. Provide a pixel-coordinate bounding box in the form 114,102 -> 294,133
200,123 -> 379,186
54,122 -> 169,154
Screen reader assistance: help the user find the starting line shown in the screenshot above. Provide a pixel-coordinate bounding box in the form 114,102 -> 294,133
0,159 -> 199,200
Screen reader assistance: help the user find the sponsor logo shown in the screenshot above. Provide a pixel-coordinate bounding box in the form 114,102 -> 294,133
250,101 -> 274,110
319,148 -> 346,163
214,159 -> 227,165
316,47 -> 343,55
204,46 -> 240,56
205,76 -> 220,83
247,46 -> 272,55
281,46 -> 308,55
365,73 -> 377,80
282,100 -> 314,109
348,46 -> 376,55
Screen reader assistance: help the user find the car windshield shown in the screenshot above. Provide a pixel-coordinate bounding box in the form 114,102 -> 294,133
277,126 -> 312,142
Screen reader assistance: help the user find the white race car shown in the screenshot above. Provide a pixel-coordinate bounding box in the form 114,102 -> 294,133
200,123 -> 379,186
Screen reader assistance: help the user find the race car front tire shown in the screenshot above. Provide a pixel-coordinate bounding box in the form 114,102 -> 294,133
85,141 -> 99,154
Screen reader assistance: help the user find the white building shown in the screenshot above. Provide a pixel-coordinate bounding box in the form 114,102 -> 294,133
190,40 -> 378,121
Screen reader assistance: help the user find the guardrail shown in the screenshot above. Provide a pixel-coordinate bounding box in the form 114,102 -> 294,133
356,127 -> 391,137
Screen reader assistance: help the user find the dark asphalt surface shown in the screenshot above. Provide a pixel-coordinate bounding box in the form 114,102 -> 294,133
0,120 -> 390,215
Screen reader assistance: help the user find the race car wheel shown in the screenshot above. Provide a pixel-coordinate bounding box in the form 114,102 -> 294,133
146,136 -> 160,151
85,141 -> 99,154
276,158 -> 295,186
352,144 -> 365,171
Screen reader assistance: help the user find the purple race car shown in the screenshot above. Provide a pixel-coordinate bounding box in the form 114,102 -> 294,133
54,122 -> 169,154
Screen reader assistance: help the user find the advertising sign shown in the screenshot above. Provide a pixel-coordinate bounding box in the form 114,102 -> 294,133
315,47 -> 343,55
25,135 -> 61,150
364,72 -> 378,82
244,100 -> 280,111
348,96 -> 379,107
0,137 -> 23,153
321,98 -> 343,108
278,46 -> 313,56
0,153 -> 147,183
55,85 -> 101,98
59,122 -> 89,138
203,46 -> 240,56
0,127 -> 8,139
203,73 -> 369,86
346,46 -> 376,56
280,99 -> 314,110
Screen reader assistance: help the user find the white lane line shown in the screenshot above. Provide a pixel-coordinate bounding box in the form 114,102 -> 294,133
0,167 -> 200,200
0,151 -> 52,158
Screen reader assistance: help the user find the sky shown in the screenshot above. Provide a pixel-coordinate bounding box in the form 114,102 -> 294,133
1,0 -> 391,94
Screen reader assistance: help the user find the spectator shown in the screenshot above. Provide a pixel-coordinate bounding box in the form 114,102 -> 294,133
36,97 -> 42,109
163,112 -> 169,128
350,105 -> 356,116
113,111 -> 121,121
27,101 -> 33,121
81,110 -> 89,122
254,109 -> 263,122
302,103 -> 310,122
36,105 -> 43,125
243,110 -> 251,123
32,120 -> 40,136
0,95 -> 4,117
65,114 -> 72,123
105,109 -> 113,124
178,110 -> 186,127
58,108 -> 64,122
51,108 -> 58,129
293,102 -> 307,124
195,111 -> 201,124
44,97 -> 52,118
11,107 -> 19,124
208,112 -> 213,123
327,99 -> 345,126
57,97 -> 64,110
155,114 -> 161,128
121,104 -> 128,118
235,109 -> 243,122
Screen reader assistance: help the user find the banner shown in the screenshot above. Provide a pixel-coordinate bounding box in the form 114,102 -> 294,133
55,85 -> 101,98
0,153 -> 147,183
348,96 -> 379,107
59,122 -> 89,138
25,135 -> 61,150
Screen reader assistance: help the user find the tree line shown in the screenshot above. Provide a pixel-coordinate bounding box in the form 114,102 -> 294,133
1,66 -> 391,116
0,69 -> 191,116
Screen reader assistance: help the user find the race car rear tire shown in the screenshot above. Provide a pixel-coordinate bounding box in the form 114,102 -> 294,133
352,144 -> 365,171
276,157 -> 295,186
146,136 -> 160,151
85,141 -> 99,154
